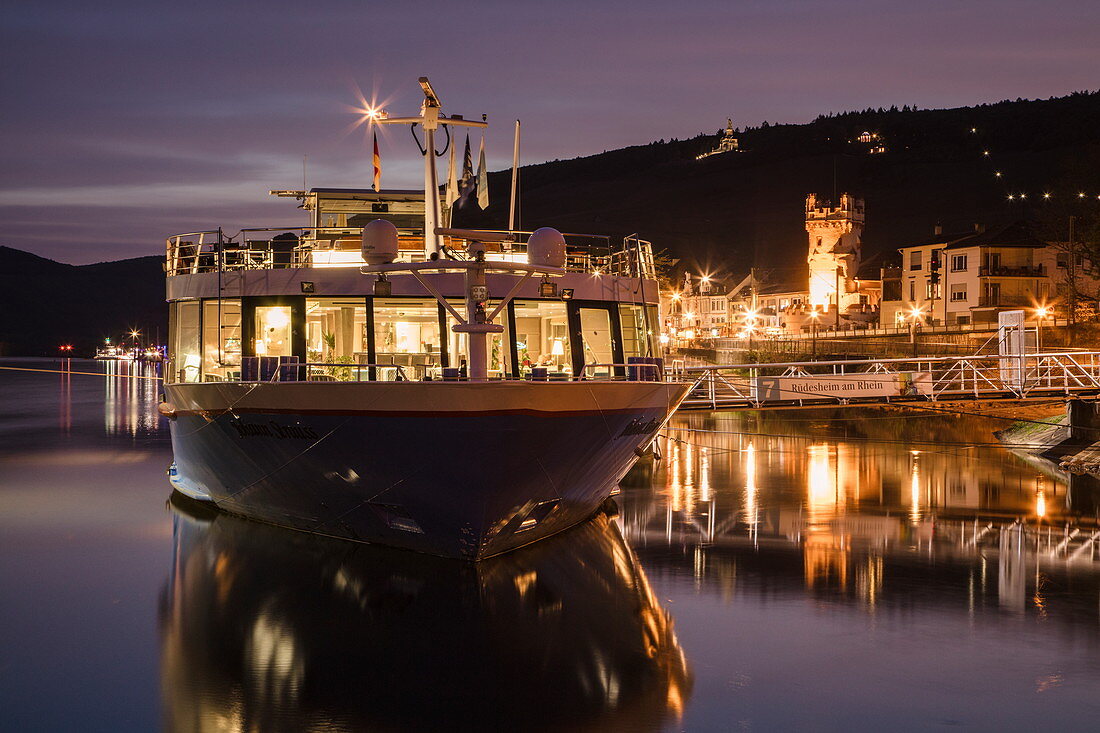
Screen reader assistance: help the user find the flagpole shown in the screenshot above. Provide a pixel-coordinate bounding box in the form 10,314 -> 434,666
508,119 -> 520,232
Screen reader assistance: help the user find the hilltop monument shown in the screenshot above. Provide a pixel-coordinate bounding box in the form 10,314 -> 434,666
806,193 -> 865,313
696,119 -> 741,159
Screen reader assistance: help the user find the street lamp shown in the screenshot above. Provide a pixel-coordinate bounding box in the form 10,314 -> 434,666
909,306 -> 924,355
808,307 -> 819,357
1034,306 -> 1050,352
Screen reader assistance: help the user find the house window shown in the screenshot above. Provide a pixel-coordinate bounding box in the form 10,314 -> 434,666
909,281 -> 916,300
909,250 -> 922,271
926,282 -> 941,299
956,315 -> 970,325
950,285 -> 967,301
951,254 -> 967,272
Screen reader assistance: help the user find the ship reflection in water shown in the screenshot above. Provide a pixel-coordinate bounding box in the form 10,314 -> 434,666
160,498 -> 691,732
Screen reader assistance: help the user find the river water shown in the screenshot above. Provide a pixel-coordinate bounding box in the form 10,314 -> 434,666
2,359 -> 1100,731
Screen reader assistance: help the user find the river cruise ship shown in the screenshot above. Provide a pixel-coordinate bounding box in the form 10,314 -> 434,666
160,79 -> 690,559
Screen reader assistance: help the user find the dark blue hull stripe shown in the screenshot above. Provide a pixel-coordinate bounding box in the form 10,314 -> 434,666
169,409 -> 667,559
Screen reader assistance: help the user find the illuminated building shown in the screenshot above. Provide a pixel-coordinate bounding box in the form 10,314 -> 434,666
696,118 -> 741,159
879,221 -> 1097,327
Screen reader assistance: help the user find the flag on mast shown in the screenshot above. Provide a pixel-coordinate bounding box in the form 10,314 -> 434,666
445,139 -> 458,209
458,133 -> 474,205
476,135 -> 489,209
372,131 -> 381,192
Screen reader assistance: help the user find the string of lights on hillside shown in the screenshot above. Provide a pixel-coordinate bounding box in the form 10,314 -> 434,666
965,126 -> 1100,206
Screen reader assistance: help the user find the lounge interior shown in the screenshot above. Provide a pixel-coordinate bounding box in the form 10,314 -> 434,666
171,297 -> 656,383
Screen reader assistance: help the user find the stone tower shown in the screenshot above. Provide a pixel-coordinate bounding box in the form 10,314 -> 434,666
805,193 -> 865,312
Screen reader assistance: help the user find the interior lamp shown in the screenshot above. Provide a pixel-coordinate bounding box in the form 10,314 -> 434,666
265,309 -> 290,329
550,339 -> 565,357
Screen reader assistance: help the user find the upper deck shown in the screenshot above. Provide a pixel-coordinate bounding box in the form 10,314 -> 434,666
165,188 -> 656,283
163,189 -> 664,385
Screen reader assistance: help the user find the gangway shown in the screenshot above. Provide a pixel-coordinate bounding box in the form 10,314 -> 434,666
673,351 -> 1100,410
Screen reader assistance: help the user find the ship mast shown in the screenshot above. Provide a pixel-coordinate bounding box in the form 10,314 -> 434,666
364,79 -> 564,382
374,77 -> 487,259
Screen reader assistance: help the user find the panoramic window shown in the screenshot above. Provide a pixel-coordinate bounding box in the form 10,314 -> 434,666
373,298 -> 441,380
172,301 -> 201,383
578,307 -> 614,378
202,299 -> 242,380
513,300 -> 571,377
305,298 -> 367,380
442,299 -> 510,378
254,306 -> 294,358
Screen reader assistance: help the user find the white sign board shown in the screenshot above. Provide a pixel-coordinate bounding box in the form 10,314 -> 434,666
752,372 -> 932,400
753,372 -> 932,402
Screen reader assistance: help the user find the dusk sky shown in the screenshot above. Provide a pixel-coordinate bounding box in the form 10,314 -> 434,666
3,0 -> 1098,264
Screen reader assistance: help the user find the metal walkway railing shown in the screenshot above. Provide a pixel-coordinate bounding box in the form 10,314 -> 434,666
672,351 -> 1100,409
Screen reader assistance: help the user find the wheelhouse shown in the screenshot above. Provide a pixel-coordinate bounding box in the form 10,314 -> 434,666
165,189 -> 661,384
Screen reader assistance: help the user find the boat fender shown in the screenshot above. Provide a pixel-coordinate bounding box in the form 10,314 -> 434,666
157,402 -> 177,419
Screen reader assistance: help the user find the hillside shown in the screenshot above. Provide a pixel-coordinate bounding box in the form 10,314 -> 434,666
0,247 -> 166,356
3,93 -> 1099,355
460,91 -> 1100,282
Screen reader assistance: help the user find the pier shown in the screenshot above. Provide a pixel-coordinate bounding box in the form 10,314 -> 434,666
674,350 -> 1100,410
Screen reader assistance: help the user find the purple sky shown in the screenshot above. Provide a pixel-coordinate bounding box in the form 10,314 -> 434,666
2,0 -> 1098,264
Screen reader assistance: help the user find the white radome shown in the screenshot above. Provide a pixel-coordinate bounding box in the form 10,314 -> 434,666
361,219 -> 399,264
527,227 -> 567,268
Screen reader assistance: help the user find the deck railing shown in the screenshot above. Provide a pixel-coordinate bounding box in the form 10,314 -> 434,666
165,228 -> 656,279
166,357 -> 676,386
674,351 -> 1100,409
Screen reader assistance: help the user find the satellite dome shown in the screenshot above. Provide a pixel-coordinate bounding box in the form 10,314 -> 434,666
527,227 -> 566,268
361,219 -> 399,264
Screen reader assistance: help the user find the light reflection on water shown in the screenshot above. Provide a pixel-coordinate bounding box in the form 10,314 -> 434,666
4,360 -> 1100,730
619,409 -> 1100,728
162,501 -> 689,732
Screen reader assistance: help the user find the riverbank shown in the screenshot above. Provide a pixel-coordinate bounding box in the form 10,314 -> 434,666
996,399 -> 1100,475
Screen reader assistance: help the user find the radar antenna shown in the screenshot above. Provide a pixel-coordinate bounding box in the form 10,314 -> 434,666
374,77 -> 486,257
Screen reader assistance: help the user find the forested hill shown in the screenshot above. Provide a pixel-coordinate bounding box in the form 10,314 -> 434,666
461,91 -> 1100,283
4,93 -> 1099,355
0,247 -> 166,356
